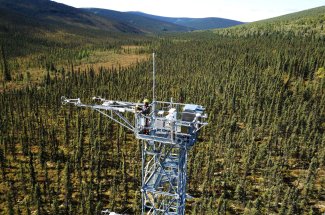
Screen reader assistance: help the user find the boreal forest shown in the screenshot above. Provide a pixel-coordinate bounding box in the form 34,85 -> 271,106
0,0 -> 324,214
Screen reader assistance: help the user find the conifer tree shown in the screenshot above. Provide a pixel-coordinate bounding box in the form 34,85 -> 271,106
7,187 -> 14,215
64,161 -> 72,213
0,44 -> 11,81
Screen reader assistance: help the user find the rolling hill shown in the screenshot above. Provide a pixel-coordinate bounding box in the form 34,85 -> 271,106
0,0 -> 142,34
128,11 -> 244,30
0,0 -> 150,59
215,6 -> 325,37
0,0 -> 244,40
83,8 -> 194,33
0,0 -> 244,59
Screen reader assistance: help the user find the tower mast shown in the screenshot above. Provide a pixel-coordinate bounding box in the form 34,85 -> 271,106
61,53 -> 208,214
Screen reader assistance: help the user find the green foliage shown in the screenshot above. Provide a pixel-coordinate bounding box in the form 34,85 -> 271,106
77,49 -> 90,60
0,44 -> 11,81
315,67 -> 325,79
0,24 -> 325,215
215,6 -> 325,39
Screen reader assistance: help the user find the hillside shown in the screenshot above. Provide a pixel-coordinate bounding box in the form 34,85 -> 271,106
0,0 -> 150,60
215,6 -> 325,37
84,8 -> 193,33
0,0 -> 142,34
129,11 -> 244,30
0,0 -> 154,92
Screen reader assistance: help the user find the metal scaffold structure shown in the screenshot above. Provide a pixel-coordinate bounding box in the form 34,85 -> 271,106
61,53 -> 208,215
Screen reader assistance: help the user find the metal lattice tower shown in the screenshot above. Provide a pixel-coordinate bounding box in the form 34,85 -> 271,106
61,54 -> 208,215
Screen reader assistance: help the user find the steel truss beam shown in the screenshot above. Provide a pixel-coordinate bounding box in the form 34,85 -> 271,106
141,140 -> 187,215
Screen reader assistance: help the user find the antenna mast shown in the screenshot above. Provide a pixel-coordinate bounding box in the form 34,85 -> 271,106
153,53 -> 156,103
152,53 -> 156,116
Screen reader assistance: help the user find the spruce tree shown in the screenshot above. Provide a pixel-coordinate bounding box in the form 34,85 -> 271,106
0,44 -> 11,81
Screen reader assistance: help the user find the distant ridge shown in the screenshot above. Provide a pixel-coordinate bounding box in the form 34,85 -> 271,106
83,8 -> 193,33
128,11 -> 244,30
0,0 -> 244,36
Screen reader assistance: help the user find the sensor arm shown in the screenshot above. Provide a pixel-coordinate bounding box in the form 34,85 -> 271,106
61,96 -> 137,131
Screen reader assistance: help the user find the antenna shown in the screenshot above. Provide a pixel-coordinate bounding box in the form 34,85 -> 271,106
152,52 -> 155,103
152,53 -> 156,116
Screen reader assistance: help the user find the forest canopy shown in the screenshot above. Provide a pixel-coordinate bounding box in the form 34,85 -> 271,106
0,4 -> 325,215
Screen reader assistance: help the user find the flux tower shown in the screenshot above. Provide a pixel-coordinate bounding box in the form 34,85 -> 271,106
61,54 -> 208,215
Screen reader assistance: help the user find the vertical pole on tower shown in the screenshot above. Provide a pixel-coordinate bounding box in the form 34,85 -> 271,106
152,53 -> 156,116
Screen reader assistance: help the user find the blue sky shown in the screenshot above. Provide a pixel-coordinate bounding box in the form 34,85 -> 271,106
53,0 -> 325,22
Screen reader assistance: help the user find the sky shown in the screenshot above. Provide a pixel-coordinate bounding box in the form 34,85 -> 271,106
52,0 -> 325,22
